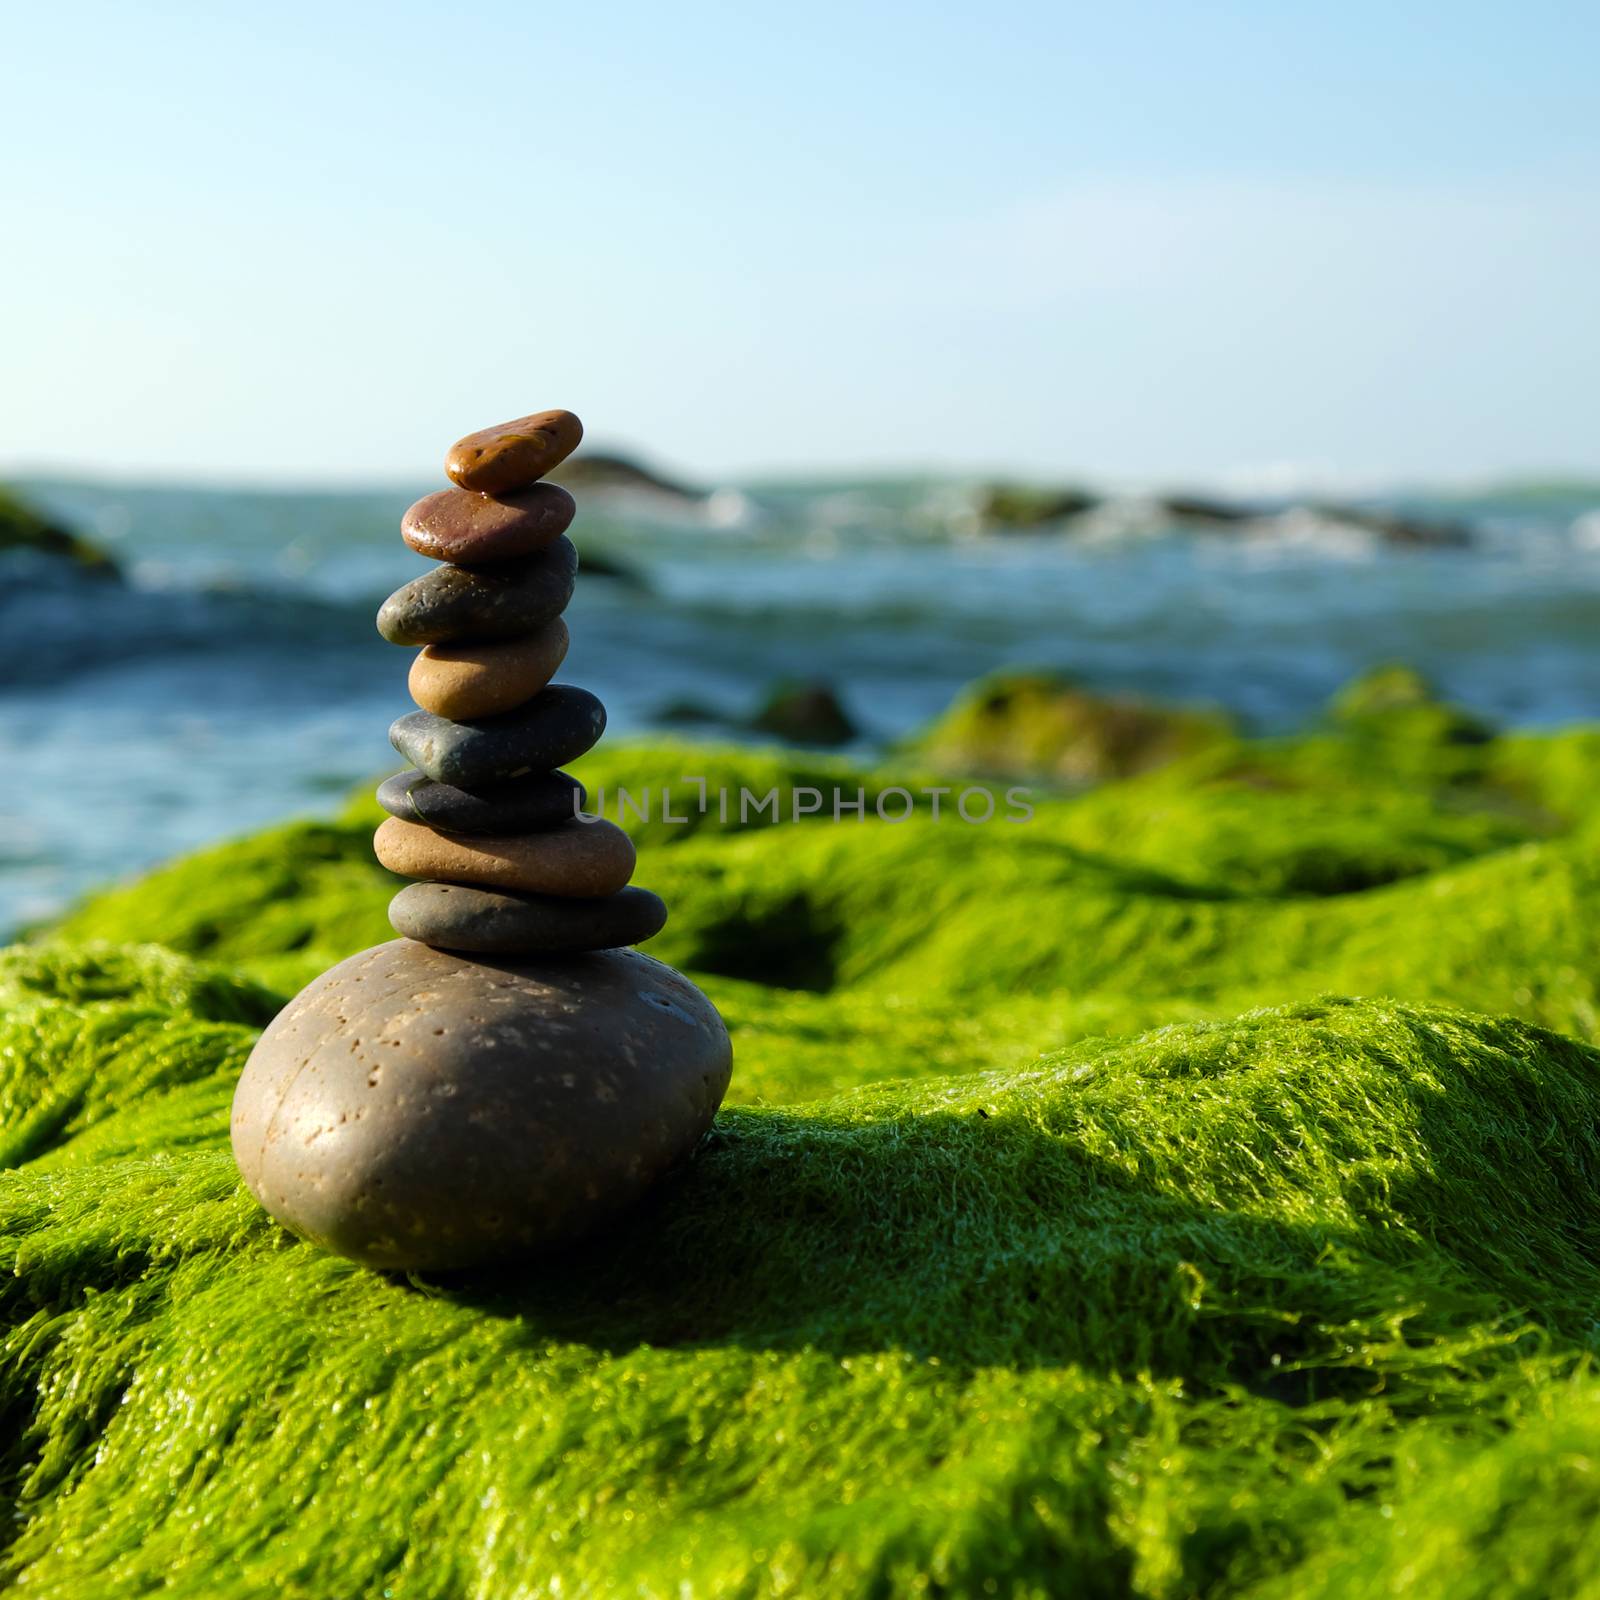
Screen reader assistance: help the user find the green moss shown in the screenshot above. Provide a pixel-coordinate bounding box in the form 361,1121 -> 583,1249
5,994 -> 1600,1595
17,700 -> 1600,1591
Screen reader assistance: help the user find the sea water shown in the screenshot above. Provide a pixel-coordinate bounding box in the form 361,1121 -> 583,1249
3,475 -> 1598,934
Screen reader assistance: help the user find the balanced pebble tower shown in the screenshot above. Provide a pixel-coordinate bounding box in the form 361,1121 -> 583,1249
231,410 -> 732,1272
375,410 -> 664,954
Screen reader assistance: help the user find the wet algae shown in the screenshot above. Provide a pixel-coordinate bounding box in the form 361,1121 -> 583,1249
8,683 -> 1600,1594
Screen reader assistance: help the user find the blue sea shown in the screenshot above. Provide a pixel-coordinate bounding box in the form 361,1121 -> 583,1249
4,474 -> 1599,935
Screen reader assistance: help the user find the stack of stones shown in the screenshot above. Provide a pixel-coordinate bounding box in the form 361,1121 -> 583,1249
372,408 -> 668,957
231,409 -> 731,1274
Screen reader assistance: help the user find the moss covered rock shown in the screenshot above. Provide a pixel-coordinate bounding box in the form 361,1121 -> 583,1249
909,670 -> 1236,784
12,704 -> 1600,1592
5,986 -> 1600,1595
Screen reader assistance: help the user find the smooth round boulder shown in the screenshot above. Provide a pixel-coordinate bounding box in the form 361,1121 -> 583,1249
401,482 -> 576,565
230,939 -> 732,1270
377,768 -> 586,836
446,409 -> 584,495
408,620 -> 570,720
389,882 -> 668,954
389,686 -> 605,788
376,538 -> 578,646
374,816 -> 636,896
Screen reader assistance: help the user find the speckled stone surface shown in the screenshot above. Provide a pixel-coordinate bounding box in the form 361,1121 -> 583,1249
445,409 -> 584,495
376,538 -> 578,646
389,882 -> 669,954
389,686 -> 605,788
377,769 -> 586,836
408,620 -> 570,721
401,483 -> 575,565
230,939 -> 733,1270
373,816 -> 636,897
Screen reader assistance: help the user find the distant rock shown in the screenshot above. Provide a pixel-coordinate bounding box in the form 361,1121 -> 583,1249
976,483 -> 1100,531
549,451 -> 703,503
750,681 -> 859,747
0,487 -> 120,579
975,480 -> 1475,548
910,671 -> 1236,784
1154,494 -> 1252,525
1307,505 -> 1473,549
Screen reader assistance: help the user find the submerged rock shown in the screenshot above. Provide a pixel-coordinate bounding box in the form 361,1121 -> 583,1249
230,938 -> 731,1270
749,681 -> 859,747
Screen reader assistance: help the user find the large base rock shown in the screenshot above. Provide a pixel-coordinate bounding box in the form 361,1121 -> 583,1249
231,939 -> 731,1270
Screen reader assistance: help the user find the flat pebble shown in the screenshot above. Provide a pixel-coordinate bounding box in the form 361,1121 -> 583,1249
446,409 -> 584,495
389,882 -> 668,953
376,538 -> 577,646
230,938 -> 732,1270
377,769 -> 585,835
389,685 -> 604,788
408,620 -> 569,720
401,482 -> 576,564
374,816 -> 636,896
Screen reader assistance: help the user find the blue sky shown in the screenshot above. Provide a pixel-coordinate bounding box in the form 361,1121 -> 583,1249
7,1 -> 1597,485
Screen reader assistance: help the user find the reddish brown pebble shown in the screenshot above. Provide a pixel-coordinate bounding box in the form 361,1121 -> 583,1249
446,409 -> 584,495
401,482 -> 576,565
409,620 -> 570,720
374,815 -> 635,897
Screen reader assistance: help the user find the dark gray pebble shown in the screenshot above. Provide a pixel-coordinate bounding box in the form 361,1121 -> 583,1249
388,882 -> 669,953
376,537 -> 578,646
377,769 -> 586,835
389,686 -> 605,789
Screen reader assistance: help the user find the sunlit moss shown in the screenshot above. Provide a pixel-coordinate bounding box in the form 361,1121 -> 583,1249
13,696 -> 1600,1592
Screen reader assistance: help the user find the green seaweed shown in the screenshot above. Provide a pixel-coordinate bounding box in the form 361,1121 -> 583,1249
14,697 -> 1600,1592
4,993 -> 1600,1595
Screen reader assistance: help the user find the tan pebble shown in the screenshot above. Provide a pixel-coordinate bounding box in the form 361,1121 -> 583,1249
374,816 -> 634,896
446,409 -> 584,495
408,619 -> 569,720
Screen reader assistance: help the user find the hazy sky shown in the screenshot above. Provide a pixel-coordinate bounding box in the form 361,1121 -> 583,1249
7,1 -> 1597,486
